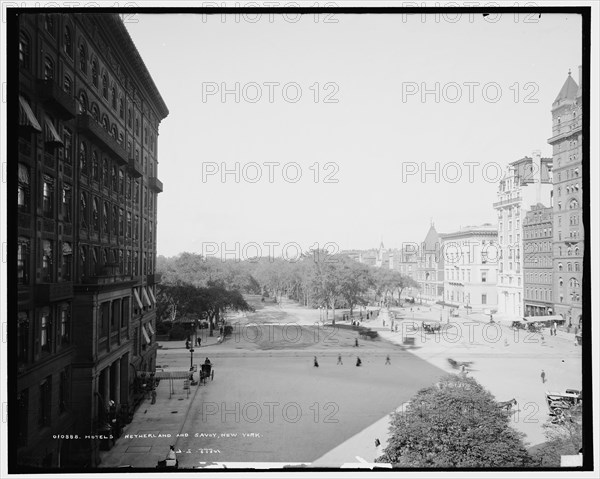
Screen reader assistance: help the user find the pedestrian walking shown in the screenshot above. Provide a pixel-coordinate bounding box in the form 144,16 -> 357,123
197,337 -> 201,347
314,356 -> 319,368
385,355 -> 391,365
355,338 -> 359,347
541,369 -> 546,383
337,354 -> 343,365
356,357 -> 362,367
395,324 -> 398,332
151,389 -> 157,404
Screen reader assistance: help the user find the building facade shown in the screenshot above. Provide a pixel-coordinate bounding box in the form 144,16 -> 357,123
441,225 -> 498,311
523,204 -> 554,316
548,69 -> 583,325
416,224 -> 444,302
17,13 -> 168,467
493,151 -> 553,319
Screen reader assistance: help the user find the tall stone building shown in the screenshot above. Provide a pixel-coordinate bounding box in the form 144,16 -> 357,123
493,151 -> 553,319
548,68 -> 583,325
16,13 -> 168,467
441,224 -> 498,312
523,204 -> 554,316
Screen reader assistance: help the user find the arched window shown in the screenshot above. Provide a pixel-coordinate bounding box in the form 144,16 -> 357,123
575,246 -> 580,256
102,159 -> 109,187
575,263 -> 580,272
570,199 -> 579,209
111,125 -> 118,140
102,74 -> 108,99
102,115 -> 109,131
92,198 -> 99,231
44,14 -> 55,36
91,60 -> 98,87
44,56 -> 54,80
80,192 -> 88,227
91,104 -> 100,122
92,151 -> 99,180
79,43 -> 87,73
111,87 -> 117,109
79,142 -> 87,176
112,206 -> 118,234
78,91 -> 88,114
63,75 -> 73,95
567,263 -> 572,272
559,277 -> 563,287
19,31 -> 31,70
111,165 -> 117,191
64,26 -> 73,57
102,202 -> 109,233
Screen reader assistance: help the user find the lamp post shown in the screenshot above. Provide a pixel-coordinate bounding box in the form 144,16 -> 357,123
189,348 -> 194,371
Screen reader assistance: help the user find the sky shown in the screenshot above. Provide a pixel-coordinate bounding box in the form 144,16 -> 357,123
124,12 -> 582,258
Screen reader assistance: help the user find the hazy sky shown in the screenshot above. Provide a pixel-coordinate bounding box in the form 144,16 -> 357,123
124,12 -> 582,258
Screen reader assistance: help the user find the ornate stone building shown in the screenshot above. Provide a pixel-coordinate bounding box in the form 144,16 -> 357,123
548,69 -> 583,325
16,13 -> 168,467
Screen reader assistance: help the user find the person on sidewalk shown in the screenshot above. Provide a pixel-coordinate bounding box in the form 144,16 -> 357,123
356,357 -> 362,367
337,354 -> 343,365
314,356 -> 319,368
197,337 -> 201,347
355,338 -> 359,347
385,355 -> 391,365
541,370 -> 546,383
151,389 -> 157,405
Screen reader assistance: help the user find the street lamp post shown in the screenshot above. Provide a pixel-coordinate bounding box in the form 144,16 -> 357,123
189,348 -> 194,371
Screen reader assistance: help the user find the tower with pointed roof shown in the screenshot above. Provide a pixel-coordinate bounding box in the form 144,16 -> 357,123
416,223 -> 445,302
548,68 -> 583,324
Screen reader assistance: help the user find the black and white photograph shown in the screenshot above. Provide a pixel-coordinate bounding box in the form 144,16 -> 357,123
2,2 -> 598,477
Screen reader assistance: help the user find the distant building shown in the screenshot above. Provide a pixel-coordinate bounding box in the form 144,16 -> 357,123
523,204 -> 554,316
17,13 -> 168,467
548,69 -> 583,325
493,151 -> 553,318
441,224 -> 498,311
416,224 -> 444,302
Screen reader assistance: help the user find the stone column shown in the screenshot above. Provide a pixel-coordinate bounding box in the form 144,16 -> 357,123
113,359 -> 121,406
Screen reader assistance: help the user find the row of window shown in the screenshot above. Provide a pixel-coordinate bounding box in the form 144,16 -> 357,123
524,288 -> 553,302
17,236 -> 155,285
499,275 -> 521,286
18,163 -> 155,225
523,241 -> 552,254
17,307 -> 71,365
16,367 -> 70,446
555,167 -> 580,183
445,291 -> 489,305
524,227 -> 552,240
79,245 -> 154,280
19,20 -> 159,147
523,255 -> 552,267
524,272 -> 553,284
556,245 -> 581,257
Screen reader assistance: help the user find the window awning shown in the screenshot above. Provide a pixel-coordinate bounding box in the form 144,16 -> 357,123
147,321 -> 155,335
44,118 -> 64,147
133,289 -> 143,310
142,287 -> 151,307
142,324 -> 151,344
19,95 -> 42,132
18,164 -> 29,184
148,287 -> 156,305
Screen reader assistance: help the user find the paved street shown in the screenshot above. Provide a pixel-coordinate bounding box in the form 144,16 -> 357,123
99,298 -> 582,468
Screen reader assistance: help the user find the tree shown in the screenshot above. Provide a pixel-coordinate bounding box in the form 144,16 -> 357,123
377,374 -> 534,467
337,255 -> 373,316
532,404 -> 582,467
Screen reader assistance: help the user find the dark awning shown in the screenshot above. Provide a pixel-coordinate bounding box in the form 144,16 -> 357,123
19,95 -> 42,132
45,117 -> 64,147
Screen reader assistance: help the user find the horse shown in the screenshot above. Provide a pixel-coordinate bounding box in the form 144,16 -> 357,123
447,358 -> 473,370
497,398 -> 518,411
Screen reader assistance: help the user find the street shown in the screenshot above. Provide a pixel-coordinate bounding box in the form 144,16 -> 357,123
99,298 -> 582,468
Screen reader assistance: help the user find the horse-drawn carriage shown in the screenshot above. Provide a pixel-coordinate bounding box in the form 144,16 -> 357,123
447,358 -> 473,370
199,362 -> 215,384
545,389 -> 581,422
422,322 -> 441,334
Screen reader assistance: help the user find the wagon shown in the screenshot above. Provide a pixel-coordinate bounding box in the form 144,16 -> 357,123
200,363 -> 214,384
545,390 -> 581,421
422,322 -> 441,334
